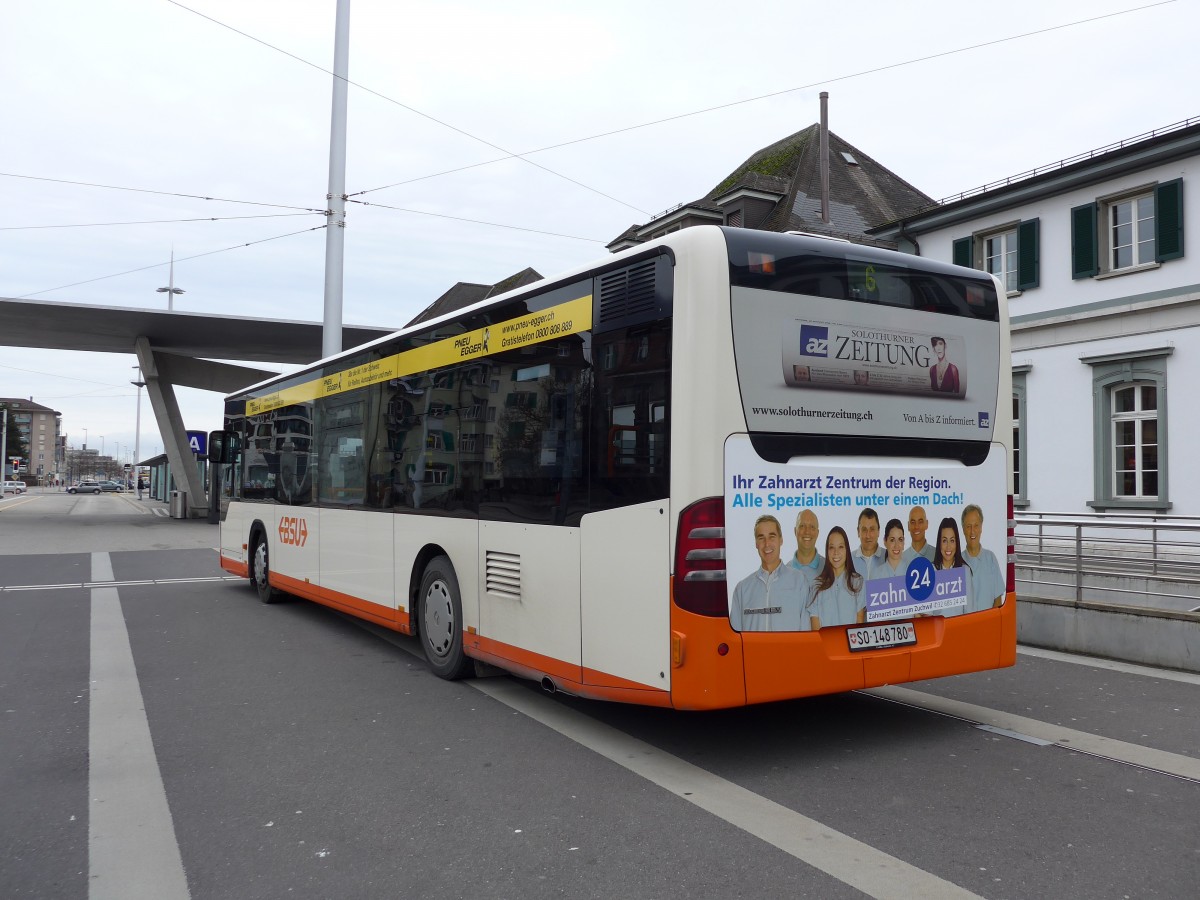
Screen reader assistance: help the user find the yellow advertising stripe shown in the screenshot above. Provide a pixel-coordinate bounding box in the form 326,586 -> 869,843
247,294 -> 592,416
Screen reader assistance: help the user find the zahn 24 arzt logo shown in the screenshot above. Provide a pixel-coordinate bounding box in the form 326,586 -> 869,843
798,324 -> 829,357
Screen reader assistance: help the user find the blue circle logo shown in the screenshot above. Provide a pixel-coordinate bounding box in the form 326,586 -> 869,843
905,556 -> 935,602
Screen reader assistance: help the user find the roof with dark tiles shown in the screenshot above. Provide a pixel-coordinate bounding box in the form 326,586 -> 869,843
610,124 -> 935,248
404,268 -> 544,328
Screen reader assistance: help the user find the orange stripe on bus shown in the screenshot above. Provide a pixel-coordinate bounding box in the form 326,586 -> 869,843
272,571 -> 411,633
220,555 -> 249,578
468,633 -> 672,707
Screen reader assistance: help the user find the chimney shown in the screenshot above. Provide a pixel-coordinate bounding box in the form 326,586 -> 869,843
820,92 -> 830,224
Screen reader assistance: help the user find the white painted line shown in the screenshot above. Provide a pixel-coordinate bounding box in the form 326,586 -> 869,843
472,677 -> 984,900
865,685 -> 1200,782
1,583 -> 85,592
974,724 -> 1054,746
89,551 -> 190,900
1018,645 -> 1200,686
346,618 -> 981,899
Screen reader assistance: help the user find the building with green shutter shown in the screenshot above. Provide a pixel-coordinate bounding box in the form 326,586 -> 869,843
871,116 -> 1196,516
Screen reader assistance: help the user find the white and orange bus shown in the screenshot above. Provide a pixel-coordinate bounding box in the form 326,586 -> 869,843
211,226 -> 1015,709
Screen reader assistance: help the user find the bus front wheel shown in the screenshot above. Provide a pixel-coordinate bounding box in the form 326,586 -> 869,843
419,556 -> 471,680
252,535 -> 283,604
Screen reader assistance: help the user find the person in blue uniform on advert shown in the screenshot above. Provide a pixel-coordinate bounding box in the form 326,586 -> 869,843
934,516 -> 972,617
852,507 -> 887,574
807,526 -> 866,630
788,508 -> 824,582
907,505 -> 936,562
730,515 -> 807,632
962,504 -> 1005,612
872,518 -> 908,581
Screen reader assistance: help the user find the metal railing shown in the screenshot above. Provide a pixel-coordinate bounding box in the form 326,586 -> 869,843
1014,511 -> 1200,613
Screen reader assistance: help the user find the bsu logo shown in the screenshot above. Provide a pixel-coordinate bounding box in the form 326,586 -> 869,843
799,324 -> 829,357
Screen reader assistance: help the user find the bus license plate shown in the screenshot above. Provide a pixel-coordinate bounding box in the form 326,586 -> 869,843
847,622 -> 917,652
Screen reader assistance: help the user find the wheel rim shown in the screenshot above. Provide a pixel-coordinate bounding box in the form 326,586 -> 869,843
422,578 -> 454,660
253,543 -> 269,591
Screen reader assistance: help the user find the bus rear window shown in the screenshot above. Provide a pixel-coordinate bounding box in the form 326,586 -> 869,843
725,230 -> 999,322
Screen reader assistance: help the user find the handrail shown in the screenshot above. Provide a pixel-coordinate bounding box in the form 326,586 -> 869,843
1013,512 -> 1200,610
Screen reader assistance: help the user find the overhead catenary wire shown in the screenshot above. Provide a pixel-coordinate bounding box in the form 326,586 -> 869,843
346,199 -> 604,243
0,212 -> 324,231
346,0 -> 1176,199
165,0 -> 650,216
6,1 -> 1174,303
15,225 -> 328,299
0,172 -> 324,213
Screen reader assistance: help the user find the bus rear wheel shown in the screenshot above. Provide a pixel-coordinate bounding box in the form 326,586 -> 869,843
419,556 -> 471,680
251,535 -> 283,604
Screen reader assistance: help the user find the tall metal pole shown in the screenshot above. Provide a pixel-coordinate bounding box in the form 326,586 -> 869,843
156,249 -> 185,309
322,0 -> 351,360
132,366 -> 145,469
1,407 -> 7,481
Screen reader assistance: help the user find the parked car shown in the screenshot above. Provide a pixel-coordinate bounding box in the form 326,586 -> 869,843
2,480 -> 26,494
68,481 -> 104,494
99,480 -> 124,492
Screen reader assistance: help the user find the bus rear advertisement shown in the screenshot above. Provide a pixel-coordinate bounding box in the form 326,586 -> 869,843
211,226 -> 1014,710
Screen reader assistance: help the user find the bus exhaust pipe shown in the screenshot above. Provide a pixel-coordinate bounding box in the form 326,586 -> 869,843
540,677 -> 556,694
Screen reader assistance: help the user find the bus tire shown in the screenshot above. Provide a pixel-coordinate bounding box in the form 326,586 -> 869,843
251,534 -> 284,604
419,556 -> 471,680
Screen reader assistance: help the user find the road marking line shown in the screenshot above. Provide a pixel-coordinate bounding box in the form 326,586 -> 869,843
472,677 -> 984,900
2,577 -> 239,593
1018,645 -> 1200,686
349,619 -> 980,900
89,551 -> 190,900
865,685 -> 1200,782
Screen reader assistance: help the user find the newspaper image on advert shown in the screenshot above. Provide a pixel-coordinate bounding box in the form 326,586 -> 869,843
782,320 -> 968,399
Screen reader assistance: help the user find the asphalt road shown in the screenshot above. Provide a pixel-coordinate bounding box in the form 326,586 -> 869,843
1,488 -> 1197,899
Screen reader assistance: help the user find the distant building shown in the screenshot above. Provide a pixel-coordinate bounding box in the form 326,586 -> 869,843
406,267 -> 544,328
606,122 -> 934,251
0,397 -> 62,479
872,117 -> 1198,515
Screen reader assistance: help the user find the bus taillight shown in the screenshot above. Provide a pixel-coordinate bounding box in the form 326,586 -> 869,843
673,497 -> 727,616
1006,494 -> 1016,594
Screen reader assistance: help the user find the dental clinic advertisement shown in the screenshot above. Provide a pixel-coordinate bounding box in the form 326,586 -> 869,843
723,435 -> 1008,632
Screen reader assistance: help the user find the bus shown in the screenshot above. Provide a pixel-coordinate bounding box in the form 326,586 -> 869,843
210,226 -> 1015,710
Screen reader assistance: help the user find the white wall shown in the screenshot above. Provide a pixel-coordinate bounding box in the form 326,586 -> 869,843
912,155 -> 1200,515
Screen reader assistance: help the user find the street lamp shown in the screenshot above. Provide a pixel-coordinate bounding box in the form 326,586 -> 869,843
156,249 -> 185,310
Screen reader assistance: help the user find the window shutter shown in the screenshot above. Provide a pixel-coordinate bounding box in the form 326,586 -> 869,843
1017,218 -> 1040,290
1071,202 -> 1099,278
1155,178 -> 1184,261
952,237 -> 972,268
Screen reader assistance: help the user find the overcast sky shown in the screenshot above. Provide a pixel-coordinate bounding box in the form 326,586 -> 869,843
1,0 -> 1194,471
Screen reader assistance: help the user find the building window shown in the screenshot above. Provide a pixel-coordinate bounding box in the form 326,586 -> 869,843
1012,366 -> 1030,507
1072,179 -> 1184,278
1111,385 -> 1158,498
1109,193 -> 1155,270
985,230 -> 1018,293
1082,348 -> 1171,510
952,219 -> 1039,292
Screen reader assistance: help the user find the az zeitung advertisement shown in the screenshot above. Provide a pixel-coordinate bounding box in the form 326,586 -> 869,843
732,287 -> 1000,442
723,435 -> 1008,634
